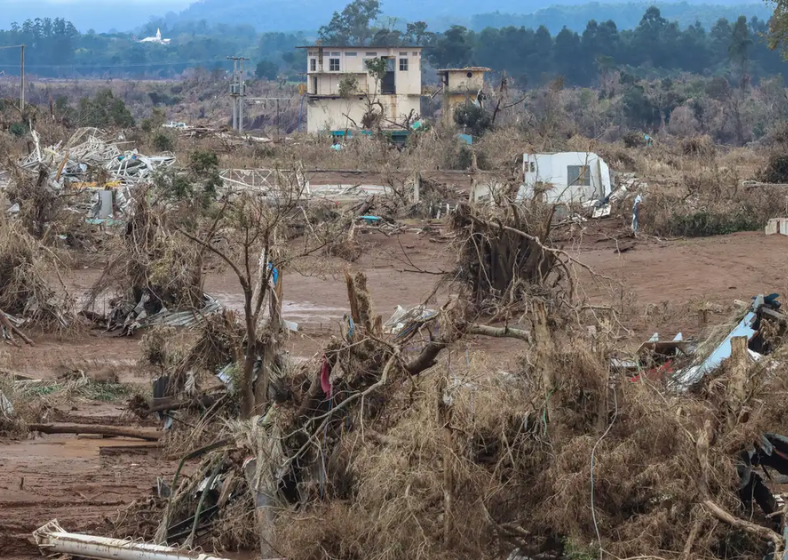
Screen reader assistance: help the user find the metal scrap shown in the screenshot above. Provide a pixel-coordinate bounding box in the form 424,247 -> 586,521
111,294 -> 222,335
19,128 -> 175,188
672,294 -> 783,390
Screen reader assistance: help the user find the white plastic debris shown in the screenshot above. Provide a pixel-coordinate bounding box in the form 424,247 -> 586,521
383,305 -> 439,335
33,519 -> 234,560
0,390 -> 14,418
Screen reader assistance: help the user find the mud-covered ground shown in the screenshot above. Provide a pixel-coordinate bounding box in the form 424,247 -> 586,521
2,219 -> 788,558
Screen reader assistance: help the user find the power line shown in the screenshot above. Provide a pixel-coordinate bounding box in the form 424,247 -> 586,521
0,59 -> 229,69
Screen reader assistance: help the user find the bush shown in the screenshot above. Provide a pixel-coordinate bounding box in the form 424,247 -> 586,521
682,136 -> 715,157
189,150 -> 222,200
758,153 -> 788,184
78,89 -> 135,128
154,169 -> 193,200
9,122 -> 27,137
623,131 -> 644,148
153,132 -> 175,152
453,102 -> 493,137
149,91 -> 181,106
455,145 -> 489,170
662,209 -> 763,237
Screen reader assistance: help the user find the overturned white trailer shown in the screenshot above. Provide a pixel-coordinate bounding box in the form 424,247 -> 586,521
517,152 -> 612,205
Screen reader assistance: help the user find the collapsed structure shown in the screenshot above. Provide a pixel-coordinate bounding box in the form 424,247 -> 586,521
15,128 -> 176,221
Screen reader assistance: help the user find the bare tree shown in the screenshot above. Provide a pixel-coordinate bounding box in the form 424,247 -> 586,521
179,170 -> 327,418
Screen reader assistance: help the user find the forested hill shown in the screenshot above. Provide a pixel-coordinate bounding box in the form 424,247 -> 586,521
471,2 -> 772,34
1,0 -> 770,34
163,0 -> 770,33
0,5 -> 783,88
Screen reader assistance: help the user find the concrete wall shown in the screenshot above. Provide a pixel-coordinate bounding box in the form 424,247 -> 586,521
445,70 -> 486,93
306,95 -> 421,134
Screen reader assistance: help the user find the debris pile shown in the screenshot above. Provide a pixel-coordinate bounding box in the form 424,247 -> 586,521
6,128 -> 176,228
84,186 -> 216,334
20,128 -> 176,188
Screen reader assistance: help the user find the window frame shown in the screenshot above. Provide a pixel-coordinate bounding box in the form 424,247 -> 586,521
567,165 -> 591,187
399,58 -> 409,71
329,58 -> 340,72
310,58 -> 316,72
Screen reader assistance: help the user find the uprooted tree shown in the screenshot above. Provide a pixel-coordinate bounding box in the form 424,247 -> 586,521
113,186 -> 788,560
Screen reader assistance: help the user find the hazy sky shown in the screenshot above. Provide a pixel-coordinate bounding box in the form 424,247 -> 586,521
4,0 -> 190,4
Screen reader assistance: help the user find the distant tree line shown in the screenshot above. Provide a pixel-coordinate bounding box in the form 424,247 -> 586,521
320,1 -> 786,87
433,8 -> 783,87
0,17 -> 306,79
0,3 -> 784,88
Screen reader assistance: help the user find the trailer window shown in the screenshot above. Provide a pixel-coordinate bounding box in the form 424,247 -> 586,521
568,165 -> 590,186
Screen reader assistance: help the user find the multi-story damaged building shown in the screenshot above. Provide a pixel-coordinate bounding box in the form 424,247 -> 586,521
436,67 -> 491,124
297,45 -> 423,134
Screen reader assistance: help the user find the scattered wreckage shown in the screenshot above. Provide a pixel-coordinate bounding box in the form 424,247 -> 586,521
613,294 -> 784,390
612,293 -> 788,538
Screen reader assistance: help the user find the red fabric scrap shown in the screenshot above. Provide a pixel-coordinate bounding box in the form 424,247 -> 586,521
629,360 -> 674,383
319,355 -> 332,396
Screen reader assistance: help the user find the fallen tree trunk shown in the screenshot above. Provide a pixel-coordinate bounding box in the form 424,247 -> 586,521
145,393 -> 220,416
0,310 -> 34,346
467,324 -> 531,342
29,423 -> 162,441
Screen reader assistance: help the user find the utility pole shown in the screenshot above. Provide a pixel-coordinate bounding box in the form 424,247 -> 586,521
20,45 -> 25,112
226,56 -> 248,133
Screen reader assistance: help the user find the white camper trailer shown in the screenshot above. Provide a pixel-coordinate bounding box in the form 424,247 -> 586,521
518,152 -> 612,205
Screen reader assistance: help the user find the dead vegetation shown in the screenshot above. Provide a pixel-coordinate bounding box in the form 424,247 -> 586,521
85,185 -> 207,332
7,76 -> 788,560
0,211 -> 71,328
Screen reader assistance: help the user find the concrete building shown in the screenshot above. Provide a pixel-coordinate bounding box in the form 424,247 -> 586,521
437,67 -> 490,123
298,45 -> 423,134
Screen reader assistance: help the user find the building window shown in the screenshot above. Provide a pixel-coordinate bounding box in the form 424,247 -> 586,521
310,58 -> 316,71
567,165 -> 591,187
346,52 -> 357,56
330,51 -> 340,56
412,51 -> 420,56
399,58 -> 408,71
329,58 -> 340,71
312,76 -> 318,94
399,52 -> 407,55
365,51 -> 377,56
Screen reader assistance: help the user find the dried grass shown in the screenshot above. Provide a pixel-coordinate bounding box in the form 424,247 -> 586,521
276,309 -> 788,560
641,162 -> 788,237
86,185 -> 205,315
0,210 -> 72,327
